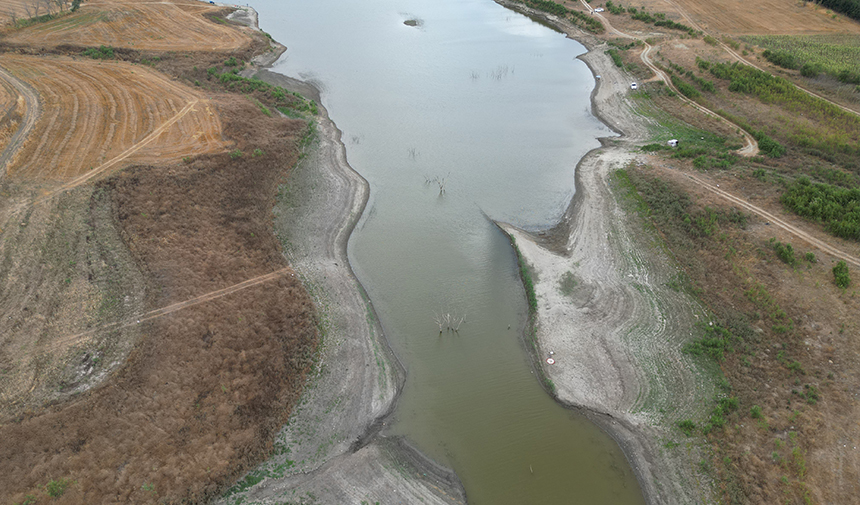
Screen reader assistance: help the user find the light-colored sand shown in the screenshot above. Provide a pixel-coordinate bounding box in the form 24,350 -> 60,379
496,2 -> 720,503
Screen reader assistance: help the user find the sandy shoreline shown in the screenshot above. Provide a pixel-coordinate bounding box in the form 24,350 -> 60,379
214,6 -> 466,504
495,1 -> 715,504
223,1 -> 713,503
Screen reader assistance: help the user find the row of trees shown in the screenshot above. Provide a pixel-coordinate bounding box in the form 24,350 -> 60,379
7,0 -> 80,26
814,0 -> 860,22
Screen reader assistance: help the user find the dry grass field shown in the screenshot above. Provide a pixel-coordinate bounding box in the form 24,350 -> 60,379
1,0 -> 251,51
2,54 -> 226,182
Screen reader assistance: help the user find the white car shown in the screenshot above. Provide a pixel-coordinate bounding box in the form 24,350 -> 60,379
630,82 -> 638,90
594,7 -> 605,12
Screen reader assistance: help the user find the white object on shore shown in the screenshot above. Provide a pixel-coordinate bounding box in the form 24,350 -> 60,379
546,358 -> 555,365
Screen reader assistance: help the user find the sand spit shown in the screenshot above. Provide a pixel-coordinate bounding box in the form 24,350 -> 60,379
495,1 -> 717,504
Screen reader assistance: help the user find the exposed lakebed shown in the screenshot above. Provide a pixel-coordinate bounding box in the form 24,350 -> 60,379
253,0 -> 646,502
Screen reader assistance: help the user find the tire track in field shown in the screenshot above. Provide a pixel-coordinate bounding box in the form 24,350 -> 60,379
29,99 -> 201,206
686,172 -> 860,268
0,63 -> 40,176
22,267 -> 293,357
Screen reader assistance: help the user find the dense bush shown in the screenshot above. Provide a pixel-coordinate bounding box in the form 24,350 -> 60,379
709,61 -> 860,159
833,260 -> 851,288
671,74 -> 701,98
781,177 -> 860,241
815,0 -> 860,22
82,46 -> 115,60
762,49 -> 799,70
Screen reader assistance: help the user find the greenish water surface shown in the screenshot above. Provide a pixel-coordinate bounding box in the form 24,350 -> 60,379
254,0 -> 646,503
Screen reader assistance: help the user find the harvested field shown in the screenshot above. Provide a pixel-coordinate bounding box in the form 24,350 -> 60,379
667,0 -> 860,35
560,0 -> 860,36
1,54 -> 226,182
1,0 -> 251,51
0,96 -> 318,504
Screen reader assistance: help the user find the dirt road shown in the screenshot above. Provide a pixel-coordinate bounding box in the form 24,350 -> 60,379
685,172 -> 860,268
577,0 -> 760,156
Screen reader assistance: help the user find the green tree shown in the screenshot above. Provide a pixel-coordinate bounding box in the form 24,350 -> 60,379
72,0 -> 81,12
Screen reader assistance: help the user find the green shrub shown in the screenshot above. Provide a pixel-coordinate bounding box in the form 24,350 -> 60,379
606,48 -> 624,67
684,323 -> 738,361
800,62 -> 822,77
677,419 -> 697,436
782,178 -> 860,241
750,405 -> 763,418
769,239 -> 796,265
833,260 -> 851,288
82,45 -> 115,60
762,49 -> 799,70
46,478 -> 72,498
671,74 -> 701,98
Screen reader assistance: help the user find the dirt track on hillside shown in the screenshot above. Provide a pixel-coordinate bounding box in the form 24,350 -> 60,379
1,54 -> 225,182
0,95 -> 318,505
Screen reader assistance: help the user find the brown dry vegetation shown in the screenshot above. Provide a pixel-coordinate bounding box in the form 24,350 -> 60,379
0,2 -> 321,503
0,96 -> 317,504
1,0 -> 252,52
1,54 -> 226,181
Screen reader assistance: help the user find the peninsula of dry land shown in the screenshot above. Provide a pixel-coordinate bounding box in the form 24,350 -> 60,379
499,1 -> 860,504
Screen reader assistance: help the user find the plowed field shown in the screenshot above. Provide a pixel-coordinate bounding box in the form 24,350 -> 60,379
2,0 -> 251,51
2,54 -> 226,182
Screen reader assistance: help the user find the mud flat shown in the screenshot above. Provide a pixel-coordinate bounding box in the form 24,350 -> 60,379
213,15 -> 466,504
494,1 -> 718,503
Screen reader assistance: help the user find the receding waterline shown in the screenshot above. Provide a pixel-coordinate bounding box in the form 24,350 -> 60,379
255,0 -> 644,503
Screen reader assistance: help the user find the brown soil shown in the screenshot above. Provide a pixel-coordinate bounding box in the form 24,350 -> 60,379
1,54 -> 226,182
1,0 -> 252,52
0,95 -> 318,504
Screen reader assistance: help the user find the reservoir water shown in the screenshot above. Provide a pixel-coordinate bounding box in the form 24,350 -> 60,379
253,0 -> 646,503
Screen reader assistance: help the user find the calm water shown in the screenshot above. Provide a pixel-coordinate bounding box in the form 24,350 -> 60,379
253,0 -> 645,503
